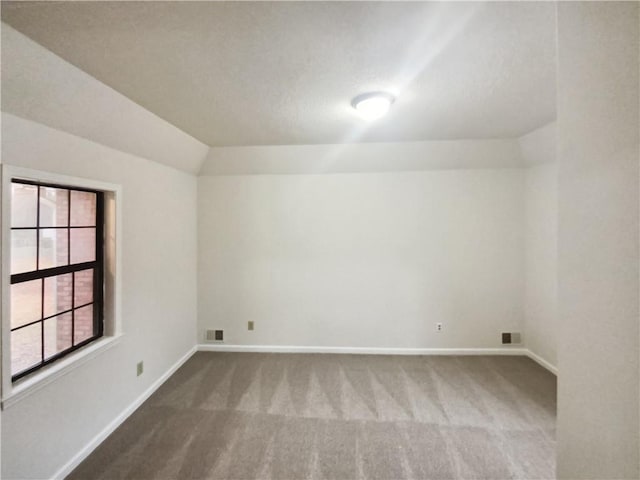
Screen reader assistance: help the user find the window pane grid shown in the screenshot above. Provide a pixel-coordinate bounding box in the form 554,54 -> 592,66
71,268 -> 75,345
10,302 -> 95,332
67,189 -> 71,269
11,226 -> 99,229
35,185 -> 40,275
10,179 -> 103,381
40,273 -> 44,363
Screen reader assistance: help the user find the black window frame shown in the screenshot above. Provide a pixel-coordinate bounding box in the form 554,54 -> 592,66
9,178 -> 104,382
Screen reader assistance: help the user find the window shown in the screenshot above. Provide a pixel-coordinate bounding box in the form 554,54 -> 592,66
1,166 -> 121,408
9,180 -> 104,381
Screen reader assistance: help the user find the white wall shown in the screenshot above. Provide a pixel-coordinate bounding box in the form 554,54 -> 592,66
202,139 -> 522,175
520,123 -> 558,370
524,163 -> 557,369
519,122 -> 557,167
198,166 -> 525,349
557,2 -> 639,478
0,113 -> 198,479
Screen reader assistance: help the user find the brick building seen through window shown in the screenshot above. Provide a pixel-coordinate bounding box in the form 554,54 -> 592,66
10,180 -> 104,381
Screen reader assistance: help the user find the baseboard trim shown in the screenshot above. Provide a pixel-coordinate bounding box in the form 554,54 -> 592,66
197,344 -> 558,374
51,346 -> 197,480
525,349 -> 558,376
197,344 -> 528,356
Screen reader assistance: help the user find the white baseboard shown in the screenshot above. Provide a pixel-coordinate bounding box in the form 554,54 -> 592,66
51,346 -> 197,480
525,349 -> 558,375
197,343 -> 558,375
197,343 -> 528,356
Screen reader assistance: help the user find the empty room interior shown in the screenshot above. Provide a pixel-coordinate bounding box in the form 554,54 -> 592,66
0,1 -> 638,479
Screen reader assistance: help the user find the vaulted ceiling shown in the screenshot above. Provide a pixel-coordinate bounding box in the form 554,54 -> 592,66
2,1 -> 556,147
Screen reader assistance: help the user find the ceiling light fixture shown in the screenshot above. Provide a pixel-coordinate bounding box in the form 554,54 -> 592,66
351,91 -> 395,121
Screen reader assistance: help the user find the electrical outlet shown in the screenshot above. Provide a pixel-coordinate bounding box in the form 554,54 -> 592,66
248,321 -> 254,331
137,361 -> 144,376
436,323 -> 443,332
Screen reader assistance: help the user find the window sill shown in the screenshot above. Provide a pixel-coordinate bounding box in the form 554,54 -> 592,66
1,334 -> 123,410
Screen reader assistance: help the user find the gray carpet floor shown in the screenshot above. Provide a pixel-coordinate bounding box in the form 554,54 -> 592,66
68,353 -> 556,480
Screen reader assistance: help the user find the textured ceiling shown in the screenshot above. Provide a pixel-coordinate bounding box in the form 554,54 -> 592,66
1,1 -> 557,147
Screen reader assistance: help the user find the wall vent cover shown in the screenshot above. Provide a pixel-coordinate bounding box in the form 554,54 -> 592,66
206,329 -> 224,342
502,332 -> 522,345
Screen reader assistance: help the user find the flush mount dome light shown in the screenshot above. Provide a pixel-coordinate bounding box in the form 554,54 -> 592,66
351,91 -> 395,121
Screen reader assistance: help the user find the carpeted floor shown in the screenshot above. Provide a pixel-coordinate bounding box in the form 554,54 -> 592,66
68,352 -> 556,480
